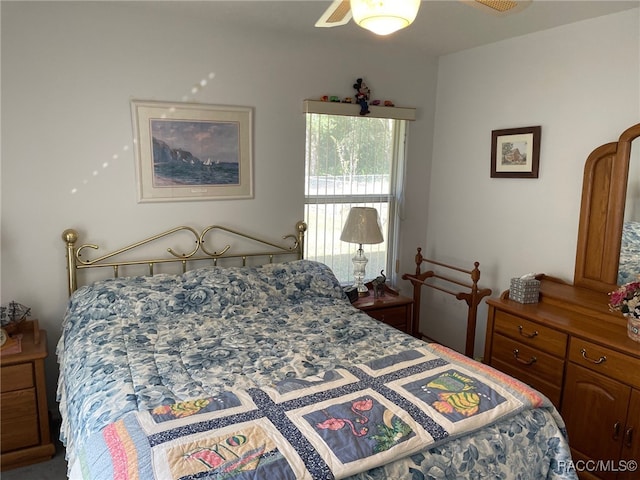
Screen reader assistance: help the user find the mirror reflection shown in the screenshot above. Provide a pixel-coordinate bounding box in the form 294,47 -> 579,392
619,136 -> 640,285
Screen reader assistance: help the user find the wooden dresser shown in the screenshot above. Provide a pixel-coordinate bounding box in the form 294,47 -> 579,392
0,320 -> 55,470
485,277 -> 640,480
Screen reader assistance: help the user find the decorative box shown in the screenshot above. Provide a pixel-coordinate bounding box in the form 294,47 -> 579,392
509,277 -> 540,304
627,316 -> 640,343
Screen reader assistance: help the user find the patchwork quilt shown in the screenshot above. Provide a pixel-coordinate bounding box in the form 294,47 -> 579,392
79,347 -> 568,480
58,260 -> 577,479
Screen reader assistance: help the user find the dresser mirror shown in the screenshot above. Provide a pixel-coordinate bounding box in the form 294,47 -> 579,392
574,123 -> 640,293
620,137 -> 640,285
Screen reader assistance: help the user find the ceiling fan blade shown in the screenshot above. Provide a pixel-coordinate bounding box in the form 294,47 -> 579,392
460,0 -> 532,16
315,0 -> 352,28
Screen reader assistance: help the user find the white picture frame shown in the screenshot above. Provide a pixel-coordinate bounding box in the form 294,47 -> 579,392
131,100 -> 253,202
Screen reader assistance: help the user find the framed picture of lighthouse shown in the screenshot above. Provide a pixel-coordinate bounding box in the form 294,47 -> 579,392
132,100 -> 253,202
490,126 -> 541,179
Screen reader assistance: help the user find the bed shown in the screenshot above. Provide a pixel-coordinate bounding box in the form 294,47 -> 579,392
57,222 -> 577,479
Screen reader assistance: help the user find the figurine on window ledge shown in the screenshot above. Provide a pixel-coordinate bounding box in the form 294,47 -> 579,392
353,78 -> 371,116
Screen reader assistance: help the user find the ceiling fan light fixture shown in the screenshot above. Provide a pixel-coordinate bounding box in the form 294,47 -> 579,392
350,0 -> 421,36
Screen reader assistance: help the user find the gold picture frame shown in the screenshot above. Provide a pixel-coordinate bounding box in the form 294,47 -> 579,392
491,126 -> 541,178
131,100 -> 253,202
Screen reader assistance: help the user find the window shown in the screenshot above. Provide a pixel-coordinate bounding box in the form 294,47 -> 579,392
304,104 -> 412,286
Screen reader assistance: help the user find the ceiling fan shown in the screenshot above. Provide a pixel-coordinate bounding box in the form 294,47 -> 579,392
315,0 -> 532,35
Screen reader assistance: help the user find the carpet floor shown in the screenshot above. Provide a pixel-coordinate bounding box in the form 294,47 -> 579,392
2,445 -> 67,480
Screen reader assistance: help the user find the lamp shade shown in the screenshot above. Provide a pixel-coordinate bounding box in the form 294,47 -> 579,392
340,207 -> 384,245
350,0 -> 421,36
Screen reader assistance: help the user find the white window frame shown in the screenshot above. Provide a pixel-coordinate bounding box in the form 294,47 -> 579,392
303,101 -> 415,286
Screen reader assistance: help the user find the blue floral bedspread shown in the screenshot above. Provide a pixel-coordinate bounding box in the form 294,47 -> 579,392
57,260 -> 577,479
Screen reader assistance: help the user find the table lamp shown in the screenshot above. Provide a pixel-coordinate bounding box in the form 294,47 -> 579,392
340,207 -> 384,296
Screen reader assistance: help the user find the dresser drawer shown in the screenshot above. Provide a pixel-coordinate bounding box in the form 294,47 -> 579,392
568,337 -> 640,389
0,389 -> 40,452
492,333 -> 565,387
1,363 -> 34,393
491,357 -> 562,407
494,311 -> 567,357
367,305 -> 409,330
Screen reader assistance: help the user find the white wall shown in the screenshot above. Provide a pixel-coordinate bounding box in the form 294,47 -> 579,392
422,9 -> 640,357
1,1 -> 436,408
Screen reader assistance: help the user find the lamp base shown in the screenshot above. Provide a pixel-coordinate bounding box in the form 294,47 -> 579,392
351,245 -> 370,296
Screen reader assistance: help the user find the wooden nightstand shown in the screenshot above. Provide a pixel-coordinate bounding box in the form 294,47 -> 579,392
352,284 -> 414,335
1,320 -> 55,471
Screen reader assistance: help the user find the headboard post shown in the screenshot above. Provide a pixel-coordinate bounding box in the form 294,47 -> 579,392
296,221 -> 307,259
62,229 -> 79,296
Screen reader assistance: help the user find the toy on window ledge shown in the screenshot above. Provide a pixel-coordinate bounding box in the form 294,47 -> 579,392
353,78 -> 371,116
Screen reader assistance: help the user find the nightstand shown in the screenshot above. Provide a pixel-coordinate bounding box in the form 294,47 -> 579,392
1,320 -> 55,471
352,284 -> 414,335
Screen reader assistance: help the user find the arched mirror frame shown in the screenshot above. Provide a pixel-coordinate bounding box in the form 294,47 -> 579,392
574,122 -> 640,293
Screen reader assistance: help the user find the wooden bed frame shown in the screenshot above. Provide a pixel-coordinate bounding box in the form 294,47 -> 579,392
62,221 -> 307,296
402,248 -> 492,358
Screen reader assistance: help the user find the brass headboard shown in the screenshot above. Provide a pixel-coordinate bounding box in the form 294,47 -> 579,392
62,221 -> 307,296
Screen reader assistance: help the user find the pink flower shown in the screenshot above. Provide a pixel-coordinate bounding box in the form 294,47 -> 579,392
610,289 -> 627,306
609,277 -> 640,318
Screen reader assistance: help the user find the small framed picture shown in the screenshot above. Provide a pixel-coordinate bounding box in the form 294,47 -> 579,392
491,126 -> 541,178
131,100 -> 253,202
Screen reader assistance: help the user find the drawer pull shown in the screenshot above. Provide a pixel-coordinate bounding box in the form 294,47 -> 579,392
518,325 -> 538,338
513,349 -> 537,365
580,348 -> 607,365
624,426 -> 634,448
613,421 -> 621,441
